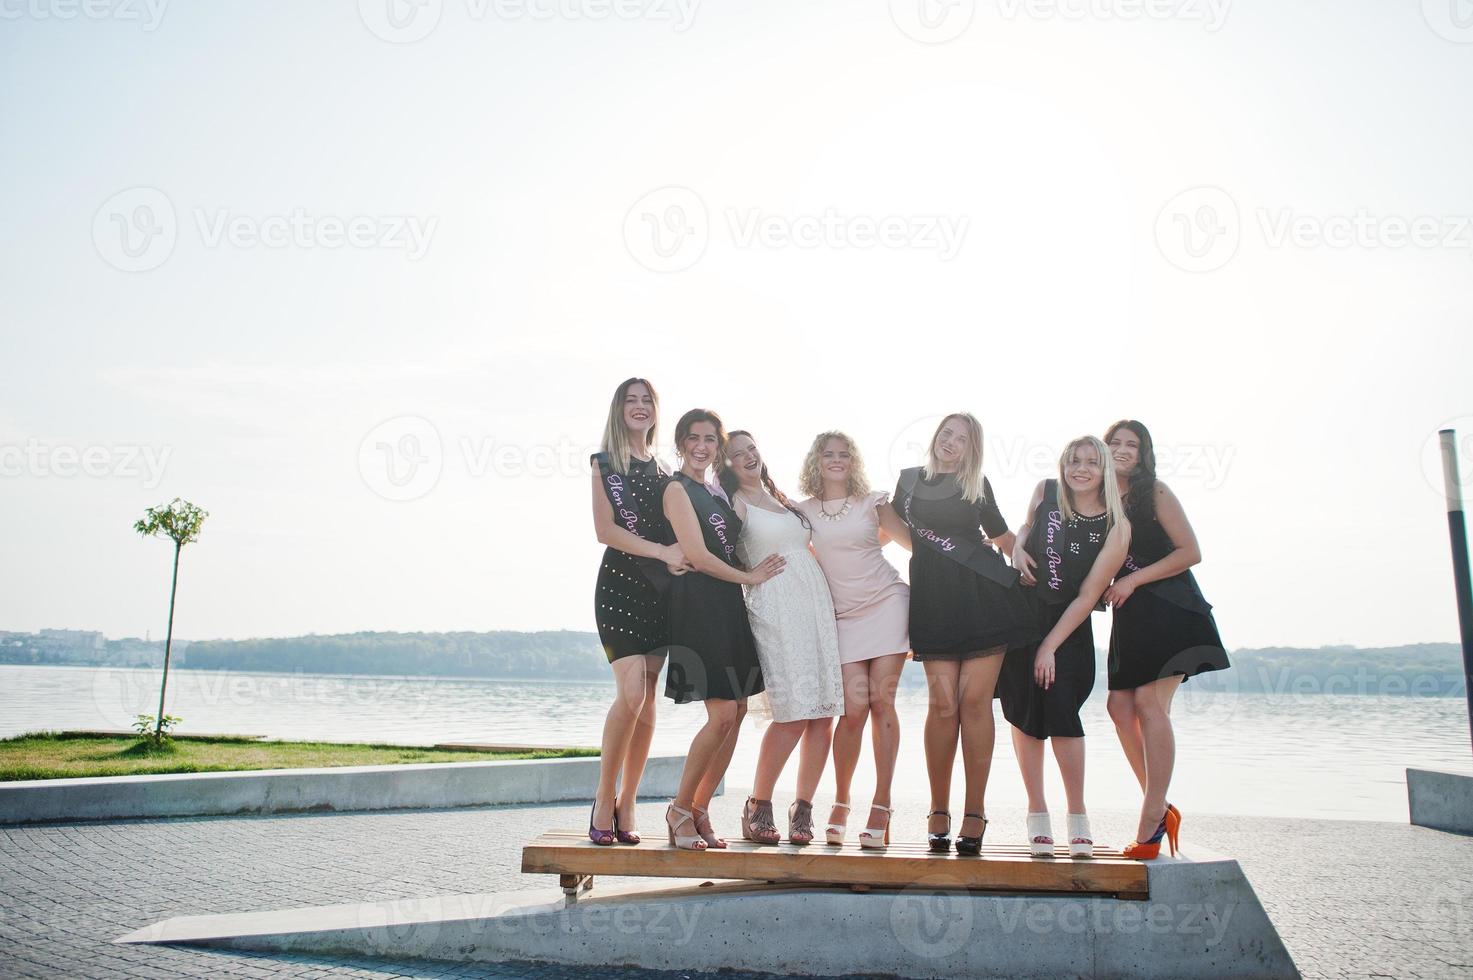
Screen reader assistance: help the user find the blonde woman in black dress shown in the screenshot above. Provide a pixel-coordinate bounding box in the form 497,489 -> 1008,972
662,409 -> 786,850
588,378 -> 692,845
892,413 -> 1039,855
1102,419 -> 1230,859
1001,436 -> 1130,859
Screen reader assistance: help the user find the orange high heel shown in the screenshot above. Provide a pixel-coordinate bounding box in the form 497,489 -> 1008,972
1121,810 -> 1169,861
1164,804 -> 1181,857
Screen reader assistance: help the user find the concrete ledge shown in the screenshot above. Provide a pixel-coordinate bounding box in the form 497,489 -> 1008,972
1407,767 -> 1473,835
0,755 -> 690,825
117,846 -> 1296,979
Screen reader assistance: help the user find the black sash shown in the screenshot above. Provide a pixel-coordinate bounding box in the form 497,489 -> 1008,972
676,473 -> 741,568
1120,513 -> 1213,615
592,452 -> 672,593
898,467 -> 1019,588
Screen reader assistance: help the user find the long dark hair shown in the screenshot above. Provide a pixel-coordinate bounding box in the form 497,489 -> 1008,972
1105,419 -> 1157,524
719,429 -> 811,530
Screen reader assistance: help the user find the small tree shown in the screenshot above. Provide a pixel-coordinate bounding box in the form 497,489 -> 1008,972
133,498 -> 208,742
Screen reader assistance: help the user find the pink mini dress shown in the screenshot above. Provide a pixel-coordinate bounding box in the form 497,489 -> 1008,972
796,492 -> 910,664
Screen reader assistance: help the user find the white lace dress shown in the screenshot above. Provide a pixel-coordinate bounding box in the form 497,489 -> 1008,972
736,504 -> 844,723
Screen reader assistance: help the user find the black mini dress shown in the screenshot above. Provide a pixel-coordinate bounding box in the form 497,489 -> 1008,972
999,480 -> 1107,739
1106,501 -> 1230,691
591,452 -> 675,663
663,474 -> 766,703
892,468 -> 1039,661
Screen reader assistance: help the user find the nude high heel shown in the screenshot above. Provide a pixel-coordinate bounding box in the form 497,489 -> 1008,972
665,803 -> 708,851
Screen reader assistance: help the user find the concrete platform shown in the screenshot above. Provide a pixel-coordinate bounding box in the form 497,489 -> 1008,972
115,846 -> 1297,979
1407,767 -> 1473,835
0,754 -> 687,825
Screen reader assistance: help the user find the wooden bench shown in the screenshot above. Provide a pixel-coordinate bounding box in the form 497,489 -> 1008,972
522,830 -> 1149,901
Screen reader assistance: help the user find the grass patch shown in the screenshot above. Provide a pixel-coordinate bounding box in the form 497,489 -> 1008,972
0,730 -> 597,781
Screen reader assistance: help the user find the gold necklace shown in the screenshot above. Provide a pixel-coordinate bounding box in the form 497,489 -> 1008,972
818,496 -> 852,522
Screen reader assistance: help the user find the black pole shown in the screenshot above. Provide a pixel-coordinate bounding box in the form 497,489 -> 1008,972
1438,429 -> 1473,756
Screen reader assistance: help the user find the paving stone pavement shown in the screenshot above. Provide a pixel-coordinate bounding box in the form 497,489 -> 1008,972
1,796 -> 1470,979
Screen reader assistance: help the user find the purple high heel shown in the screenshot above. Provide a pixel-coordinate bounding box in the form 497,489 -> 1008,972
613,798 -> 640,845
589,802 -> 615,846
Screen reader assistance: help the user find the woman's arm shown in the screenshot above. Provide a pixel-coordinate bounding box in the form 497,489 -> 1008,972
1035,521 -> 1132,688
592,469 -> 682,565
876,498 -> 913,550
1103,483 -> 1199,606
664,482 -> 784,586
1010,479 -> 1047,585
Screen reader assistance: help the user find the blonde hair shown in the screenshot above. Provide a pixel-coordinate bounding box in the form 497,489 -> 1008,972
1057,435 -> 1127,532
600,377 -> 660,475
923,413 -> 986,503
798,431 -> 871,498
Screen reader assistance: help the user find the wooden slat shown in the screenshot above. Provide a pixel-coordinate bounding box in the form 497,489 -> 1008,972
522,830 -> 1147,899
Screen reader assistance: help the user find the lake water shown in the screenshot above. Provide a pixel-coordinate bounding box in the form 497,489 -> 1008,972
3,664 -> 1470,823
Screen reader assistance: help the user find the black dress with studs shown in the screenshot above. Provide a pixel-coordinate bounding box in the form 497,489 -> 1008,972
591,452 -> 674,663
998,480 -> 1107,740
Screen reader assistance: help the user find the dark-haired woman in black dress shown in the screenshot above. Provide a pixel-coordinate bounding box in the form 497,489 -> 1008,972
661,408 -> 785,850
1001,436 -> 1130,859
588,378 -> 692,846
1102,419 -> 1230,860
893,413 -> 1040,855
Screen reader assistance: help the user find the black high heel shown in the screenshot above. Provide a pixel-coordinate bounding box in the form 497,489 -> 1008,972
955,812 -> 988,856
927,809 -> 952,853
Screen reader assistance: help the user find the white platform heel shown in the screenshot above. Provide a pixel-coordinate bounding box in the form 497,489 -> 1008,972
825,802 -> 850,846
1027,811 -> 1055,857
858,804 -> 893,850
1067,813 -> 1094,859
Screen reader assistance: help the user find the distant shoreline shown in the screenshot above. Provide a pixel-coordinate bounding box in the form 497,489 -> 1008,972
0,631 -> 1465,698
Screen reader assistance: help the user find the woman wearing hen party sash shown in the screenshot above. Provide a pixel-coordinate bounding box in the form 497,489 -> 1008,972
1000,436 -> 1131,859
1102,419 -> 1230,860
892,413 -> 1039,855
588,378 -> 691,847
662,409 -> 786,851
718,430 -> 844,846
793,432 -> 913,850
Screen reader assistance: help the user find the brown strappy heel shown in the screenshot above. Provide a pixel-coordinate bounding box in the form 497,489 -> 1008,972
788,799 -> 815,845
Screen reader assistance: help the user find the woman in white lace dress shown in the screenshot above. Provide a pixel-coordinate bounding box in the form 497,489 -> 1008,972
719,430 -> 844,845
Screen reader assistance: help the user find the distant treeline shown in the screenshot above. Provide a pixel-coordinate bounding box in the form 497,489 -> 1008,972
4,631 -> 1466,697
181,631 -> 612,680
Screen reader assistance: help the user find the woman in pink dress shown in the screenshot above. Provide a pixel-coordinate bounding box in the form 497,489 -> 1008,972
794,432 -> 912,850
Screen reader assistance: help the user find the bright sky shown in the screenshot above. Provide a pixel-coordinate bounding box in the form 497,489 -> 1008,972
2,0 -> 1470,650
